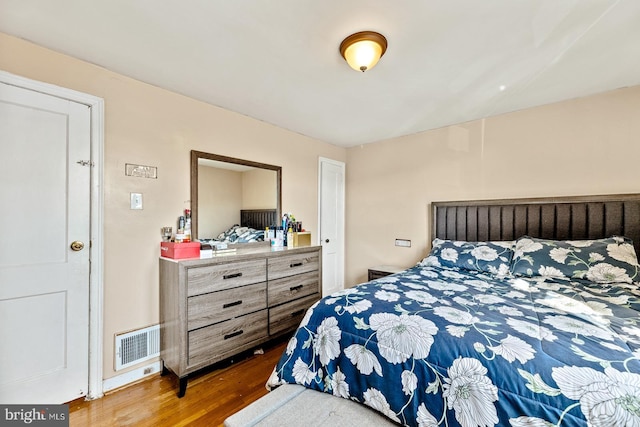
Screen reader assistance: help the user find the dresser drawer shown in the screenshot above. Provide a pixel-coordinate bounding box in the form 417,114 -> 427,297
187,258 -> 266,296
188,282 -> 267,330
268,251 -> 319,281
188,310 -> 268,367
268,271 -> 319,307
269,293 -> 320,336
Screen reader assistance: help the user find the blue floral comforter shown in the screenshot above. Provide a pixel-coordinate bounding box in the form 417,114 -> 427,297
268,265 -> 640,426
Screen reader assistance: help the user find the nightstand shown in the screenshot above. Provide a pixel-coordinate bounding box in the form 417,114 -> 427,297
368,265 -> 405,281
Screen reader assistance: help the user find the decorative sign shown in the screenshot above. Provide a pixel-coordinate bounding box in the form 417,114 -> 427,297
125,163 -> 157,179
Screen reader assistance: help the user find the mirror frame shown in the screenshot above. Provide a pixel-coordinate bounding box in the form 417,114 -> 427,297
190,150 -> 282,240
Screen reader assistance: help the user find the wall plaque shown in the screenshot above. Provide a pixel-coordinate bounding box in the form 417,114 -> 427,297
125,163 -> 157,179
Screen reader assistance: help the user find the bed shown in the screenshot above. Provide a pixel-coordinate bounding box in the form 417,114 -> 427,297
268,194 -> 640,427
199,209 -> 277,244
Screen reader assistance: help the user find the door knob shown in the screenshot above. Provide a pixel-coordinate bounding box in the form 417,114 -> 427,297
325,239 -> 330,243
70,241 -> 85,251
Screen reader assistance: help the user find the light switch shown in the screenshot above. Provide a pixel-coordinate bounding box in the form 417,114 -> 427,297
130,193 -> 143,210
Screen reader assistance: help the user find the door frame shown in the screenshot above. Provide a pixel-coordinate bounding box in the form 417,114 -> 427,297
0,70 -> 105,400
317,157 -> 345,294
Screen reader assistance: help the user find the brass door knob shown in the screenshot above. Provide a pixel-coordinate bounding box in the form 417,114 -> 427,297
70,241 -> 85,251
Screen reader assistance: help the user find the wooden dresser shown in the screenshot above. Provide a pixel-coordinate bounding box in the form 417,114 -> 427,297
159,245 -> 322,397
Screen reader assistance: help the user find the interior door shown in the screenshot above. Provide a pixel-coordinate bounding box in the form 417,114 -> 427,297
0,82 -> 91,403
318,158 -> 345,296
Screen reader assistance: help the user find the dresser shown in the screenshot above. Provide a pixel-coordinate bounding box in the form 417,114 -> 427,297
159,245 -> 322,397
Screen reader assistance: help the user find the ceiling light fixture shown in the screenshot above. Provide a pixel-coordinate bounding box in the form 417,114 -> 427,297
339,31 -> 388,72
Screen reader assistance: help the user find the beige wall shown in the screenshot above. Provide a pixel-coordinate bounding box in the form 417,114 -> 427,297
346,85 -> 640,286
198,167 -> 242,238
242,168 -> 277,210
0,32 -> 346,379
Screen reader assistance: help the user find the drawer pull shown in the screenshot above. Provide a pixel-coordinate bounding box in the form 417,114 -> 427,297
291,309 -> 305,317
223,272 -> 243,280
224,330 -> 244,340
290,262 -> 303,268
223,300 -> 243,309
289,284 -> 303,292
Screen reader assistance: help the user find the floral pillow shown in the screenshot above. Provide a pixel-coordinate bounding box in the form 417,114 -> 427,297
215,225 -> 265,243
510,236 -> 639,283
421,239 -> 514,277
216,224 -> 241,241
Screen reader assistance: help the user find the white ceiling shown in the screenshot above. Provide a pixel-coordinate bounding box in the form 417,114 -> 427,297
1,0 -> 639,147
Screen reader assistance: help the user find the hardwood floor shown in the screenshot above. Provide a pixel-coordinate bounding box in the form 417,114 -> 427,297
69,339 -> 288,427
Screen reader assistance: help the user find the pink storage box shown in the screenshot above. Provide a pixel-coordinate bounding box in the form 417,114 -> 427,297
160,242 -> 200,259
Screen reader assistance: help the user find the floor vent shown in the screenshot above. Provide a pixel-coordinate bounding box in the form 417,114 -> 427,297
115,324 -> 160,371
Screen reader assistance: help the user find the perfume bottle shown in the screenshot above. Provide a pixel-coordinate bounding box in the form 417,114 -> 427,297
184,209 -> 192,243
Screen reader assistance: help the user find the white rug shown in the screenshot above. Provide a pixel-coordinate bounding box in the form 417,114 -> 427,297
224,384 -> 398,426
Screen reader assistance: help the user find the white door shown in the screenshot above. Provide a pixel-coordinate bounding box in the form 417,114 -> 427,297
0,82 -> 91,403
318,158 -> 345,296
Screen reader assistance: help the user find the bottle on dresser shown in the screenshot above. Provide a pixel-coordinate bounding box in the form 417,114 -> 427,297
267,227 -> 277,247
287,227 -> 293,248
275,227 -> 284,247
184,209 -> 192,243
176,215 -> 185,243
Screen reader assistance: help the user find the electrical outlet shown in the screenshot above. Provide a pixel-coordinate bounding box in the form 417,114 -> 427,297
395,239 -> 411,247
130,192 -> 143,210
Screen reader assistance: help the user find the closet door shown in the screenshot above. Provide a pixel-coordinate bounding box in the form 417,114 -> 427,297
318,157 -> 345,296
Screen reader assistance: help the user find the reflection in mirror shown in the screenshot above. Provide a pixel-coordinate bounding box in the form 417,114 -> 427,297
190,151 -> 281,241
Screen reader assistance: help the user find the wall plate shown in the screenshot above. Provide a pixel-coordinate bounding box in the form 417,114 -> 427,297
130,192 -> 143,210
395,239 -> 411,247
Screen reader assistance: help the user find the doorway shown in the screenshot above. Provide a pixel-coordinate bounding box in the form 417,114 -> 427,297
0,71 -> 104,402
318,157 -> 345,296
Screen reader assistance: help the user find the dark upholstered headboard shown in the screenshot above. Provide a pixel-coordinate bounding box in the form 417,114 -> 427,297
240,209 -> 277,230
432,194 -> 640,256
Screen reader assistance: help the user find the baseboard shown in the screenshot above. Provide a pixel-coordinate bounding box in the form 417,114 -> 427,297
102,361 -> 161,393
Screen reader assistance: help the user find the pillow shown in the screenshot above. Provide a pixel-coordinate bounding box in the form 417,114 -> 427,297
216,224 -> 240,241
510,236 -> 639,283
421,239 -> 514,276
235,228 -> 265,243
214,225 -> 265,243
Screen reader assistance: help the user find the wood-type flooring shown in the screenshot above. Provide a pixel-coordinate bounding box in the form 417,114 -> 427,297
69,338 -> 288,427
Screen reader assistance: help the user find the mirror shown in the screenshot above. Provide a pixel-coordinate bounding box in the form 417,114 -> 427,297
190,151 -> 281,241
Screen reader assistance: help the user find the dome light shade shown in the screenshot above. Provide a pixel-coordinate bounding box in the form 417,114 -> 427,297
339,31 -> 387,72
